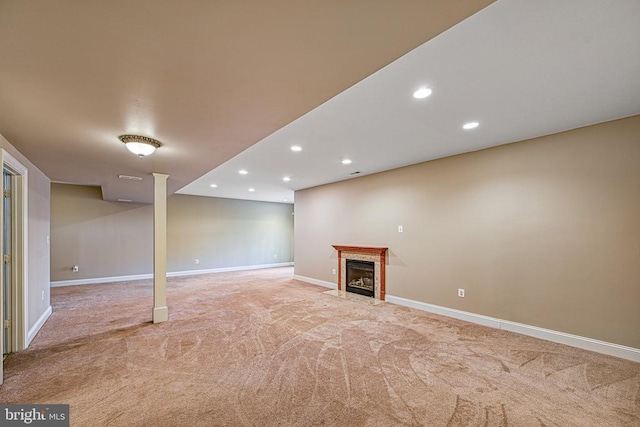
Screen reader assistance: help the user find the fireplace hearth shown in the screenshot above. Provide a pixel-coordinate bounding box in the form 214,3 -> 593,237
346,259 -> 375,297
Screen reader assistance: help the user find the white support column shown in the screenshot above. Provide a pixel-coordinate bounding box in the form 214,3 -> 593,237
152,173 -> 169,323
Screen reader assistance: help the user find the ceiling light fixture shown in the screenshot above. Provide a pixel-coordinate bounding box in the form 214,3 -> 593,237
341,159 -> 352,165
118,135 -> 162,157
290,145 -> 302,152
413,87 -> 433,99
463,121 -> 479,130
210,184 -> 218,188
282,176 -> 291,182
248,188 -> 255,192
239,169 -> 248,175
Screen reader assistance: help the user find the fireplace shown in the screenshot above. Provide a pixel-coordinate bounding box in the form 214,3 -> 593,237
346,259 -> 375,297
332,245 -> 388,300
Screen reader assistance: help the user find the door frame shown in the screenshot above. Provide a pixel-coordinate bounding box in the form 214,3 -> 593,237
0,149 -> 28,384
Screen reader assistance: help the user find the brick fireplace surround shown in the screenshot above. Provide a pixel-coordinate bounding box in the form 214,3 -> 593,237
332,245 -> 388,301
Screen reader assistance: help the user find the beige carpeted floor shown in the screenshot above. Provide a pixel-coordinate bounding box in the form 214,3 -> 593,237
1,267 -> 639,426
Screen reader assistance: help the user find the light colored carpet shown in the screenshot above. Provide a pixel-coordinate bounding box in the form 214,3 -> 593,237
1,267 -> 638,426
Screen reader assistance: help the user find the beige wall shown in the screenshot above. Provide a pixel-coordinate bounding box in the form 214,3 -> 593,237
294,115 -> 640,349
50,184 -> 153,280
167,194 -> 293,272
50,186 -> 294,281
0,132 -> 51,333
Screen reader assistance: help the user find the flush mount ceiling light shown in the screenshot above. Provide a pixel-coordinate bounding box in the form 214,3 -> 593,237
463,121 -> 480,130
239,169 -> 248,175
209,183 -> 218,188
282,176 -> 291,182
341,158 -> 352,165
413,87 -> 433,99
290,145 -> 302,152
118,135 -> 162,157
248,188 -> 255,192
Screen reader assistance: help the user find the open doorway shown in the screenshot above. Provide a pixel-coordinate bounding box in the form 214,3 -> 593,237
0,150 -> 27,384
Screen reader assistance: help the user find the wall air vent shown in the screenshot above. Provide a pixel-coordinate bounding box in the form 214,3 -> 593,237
118,174 -> 143,181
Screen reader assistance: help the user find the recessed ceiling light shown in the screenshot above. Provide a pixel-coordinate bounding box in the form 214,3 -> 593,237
248,188 -> 255,192
342,159 -> 352,165
463,121 -> 479,130
413,87 -> 433,99
282,176 -> 291,182
290,145 -> 302,152
210,184 -> 218,188
239,169 -> 248,175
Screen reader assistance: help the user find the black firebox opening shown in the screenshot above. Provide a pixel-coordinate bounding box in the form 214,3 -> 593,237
346,259 -> 375,298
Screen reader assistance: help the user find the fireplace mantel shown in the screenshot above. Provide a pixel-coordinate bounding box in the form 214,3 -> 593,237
332,245 -> 388,300
332,245 -> 388,256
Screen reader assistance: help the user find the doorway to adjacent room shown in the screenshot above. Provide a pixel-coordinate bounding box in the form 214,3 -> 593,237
0,150 -> 28,385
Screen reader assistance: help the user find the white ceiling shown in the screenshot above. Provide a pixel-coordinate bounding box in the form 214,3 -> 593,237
179,0 -> 640,204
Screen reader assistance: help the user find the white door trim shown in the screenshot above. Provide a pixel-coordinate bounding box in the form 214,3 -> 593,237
0,150 -> 28,363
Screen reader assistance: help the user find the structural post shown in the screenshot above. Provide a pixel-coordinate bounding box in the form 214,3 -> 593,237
152,173 -> 169,323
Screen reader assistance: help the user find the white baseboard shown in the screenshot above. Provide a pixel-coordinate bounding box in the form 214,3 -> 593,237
293,275 -> 337,290
498,320 -> 640,363
385,294 -> 640,363
26,305 -> 52,347
167,262 -> 293,278
51,273 -> 151,287
386,295 -> 501,329
50,262 -> 294,287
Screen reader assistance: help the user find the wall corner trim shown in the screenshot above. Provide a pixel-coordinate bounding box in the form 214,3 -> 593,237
385,294 -> 640,363
292,275 -> 337,290
27,305 -> 52,347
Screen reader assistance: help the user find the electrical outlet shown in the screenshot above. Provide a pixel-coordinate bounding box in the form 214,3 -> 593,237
398,225 -> 404,233
458,288 -> 465,298
332,269 -> 336,275
72,265 -> 79,273
195,258 -> 199,265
